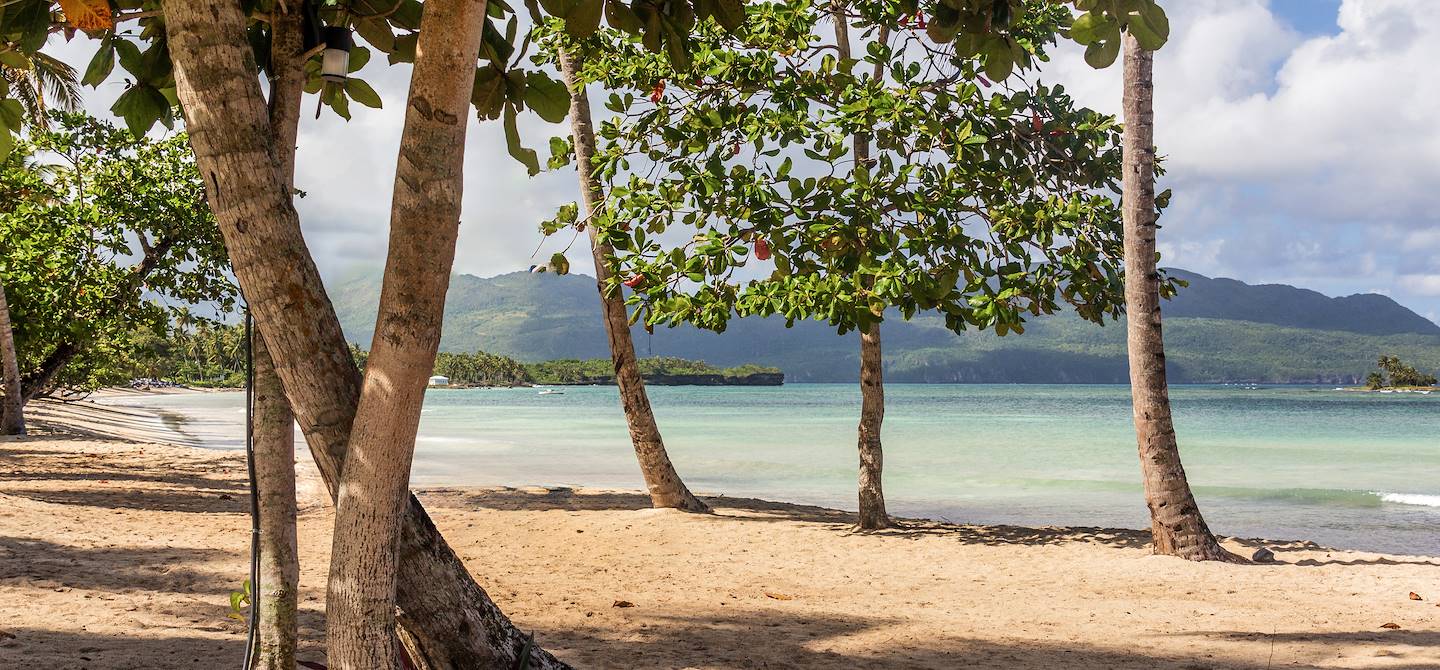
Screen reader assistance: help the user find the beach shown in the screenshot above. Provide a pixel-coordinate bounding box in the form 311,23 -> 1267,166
1,396 -> 1437,669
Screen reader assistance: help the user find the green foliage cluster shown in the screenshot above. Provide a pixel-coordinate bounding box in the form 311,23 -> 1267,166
1368,355 -> 1438,389
525,355 -> 778,383
539,0 -> 1172,342
127,318 -> 249,388
433,350 -> 531,386
0,113 -> 234,397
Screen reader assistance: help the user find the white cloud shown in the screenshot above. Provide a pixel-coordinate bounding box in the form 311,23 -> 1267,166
1041,0 -> 1440,321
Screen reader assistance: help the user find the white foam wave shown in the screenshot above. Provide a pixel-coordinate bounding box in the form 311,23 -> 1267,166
1377,492 -> 1440,508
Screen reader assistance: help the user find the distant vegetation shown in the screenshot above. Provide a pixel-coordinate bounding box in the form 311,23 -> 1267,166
525,357 -> 781,385
1365,355 -> 1438,389
328,270 -> 1440,384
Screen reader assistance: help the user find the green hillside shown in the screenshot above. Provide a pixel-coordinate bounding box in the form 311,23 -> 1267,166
330,269 -> 1440,384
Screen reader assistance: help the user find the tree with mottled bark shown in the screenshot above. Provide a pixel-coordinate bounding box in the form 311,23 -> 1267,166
1120,33 -> 1242,563
324,0 -> 491,666
557,48 -> 709,513
251,6 -> 305,668
0,273 -> 23,436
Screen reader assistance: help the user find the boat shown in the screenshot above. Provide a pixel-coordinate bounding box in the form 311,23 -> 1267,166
537,388 -> 564,396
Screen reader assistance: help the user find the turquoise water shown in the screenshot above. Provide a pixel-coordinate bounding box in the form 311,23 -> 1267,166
108,384 -> 1440,556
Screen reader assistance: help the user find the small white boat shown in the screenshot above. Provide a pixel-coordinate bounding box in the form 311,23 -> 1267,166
537,388 -> 564,396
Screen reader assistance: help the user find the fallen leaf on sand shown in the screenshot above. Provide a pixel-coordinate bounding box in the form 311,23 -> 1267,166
1380,622 -> 1402,630
612,600 -> 635,608
765,592 -> 794,601
1409,592 -> 1423,601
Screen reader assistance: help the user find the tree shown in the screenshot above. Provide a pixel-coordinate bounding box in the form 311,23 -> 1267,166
1374,355 -> 1437,388
0,51 -> 81,129
542,1 -> 1146,530
558,46 -> 710,512
324,0 -> 492,665
1118,32 -> 1240,562
0,114 -> 235,403
252,5 -> 306,667
0,272 -> 23,435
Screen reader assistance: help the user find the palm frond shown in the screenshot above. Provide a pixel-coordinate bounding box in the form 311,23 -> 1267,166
28,52 -> 82,113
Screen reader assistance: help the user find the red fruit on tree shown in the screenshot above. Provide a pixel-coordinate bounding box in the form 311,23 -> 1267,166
650,80 -> 665,103
978,75 -> 992,88
1031,113 -> 1043,132
754,237 -> 772,261
623,274 -> 644,288
916,13 -> 927,29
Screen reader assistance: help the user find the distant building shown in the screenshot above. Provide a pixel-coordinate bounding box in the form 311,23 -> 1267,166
427,375 -> 450,387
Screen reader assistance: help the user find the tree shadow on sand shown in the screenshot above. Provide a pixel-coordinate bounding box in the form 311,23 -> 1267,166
535,607 -> 1440,670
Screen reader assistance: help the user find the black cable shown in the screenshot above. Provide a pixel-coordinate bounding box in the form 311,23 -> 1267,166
242,309 -> 261,669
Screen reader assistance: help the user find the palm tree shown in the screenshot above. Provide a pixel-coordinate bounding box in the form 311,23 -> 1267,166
1120,32 -> 1241,562
1,51 -> 82,128
0,273 -> 24,435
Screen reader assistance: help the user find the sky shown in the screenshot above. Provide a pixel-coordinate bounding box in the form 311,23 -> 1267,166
42,0 -> 1440,323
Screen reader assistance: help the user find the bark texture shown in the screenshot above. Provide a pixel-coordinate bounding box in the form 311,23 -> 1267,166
833,6 -> 889,530
161,1 -> 570,666
253,333 -> 298,670
0,274 -> 24,435
326,0 -> 489,666
856,324 -> 887,529
253,9 -> 304,669
1121,35 -> 1241,563
558,48 -> 709,513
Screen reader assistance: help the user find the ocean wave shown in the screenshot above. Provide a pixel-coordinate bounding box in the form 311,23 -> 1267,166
1377,492 -> 1440,508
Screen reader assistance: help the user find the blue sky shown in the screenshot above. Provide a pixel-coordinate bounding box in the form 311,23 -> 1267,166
42,0 -> 1440,324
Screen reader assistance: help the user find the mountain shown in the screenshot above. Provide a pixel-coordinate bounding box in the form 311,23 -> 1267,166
330,269 -> 1440,384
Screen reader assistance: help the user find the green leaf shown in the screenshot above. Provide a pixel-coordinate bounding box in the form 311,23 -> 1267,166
0,129 -> 12,161
1128,2 -> 1170,51
348,46 -> 372,73
0,99 -> 23,132
1083,39 -> 1121,68
982,38 -> 1014,82
82,34 -> 116,87
549,252 -> 571,275
605,0 -> 644,33
472,65 -> 506,120
524,72 -> 570,124
565,0 -> 605,38
504,105 -> 540,176
110,85 -> 169,136
1069,12 -> 1107,45
344,79 -> 383,109
712,0 -> 744,31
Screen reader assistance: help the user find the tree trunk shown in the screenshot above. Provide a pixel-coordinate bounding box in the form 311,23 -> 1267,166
0,274 -> 24,436
833,5 -> 889,530
325,0 -> 490,667
253,9 -> 304,670
161,1 -> 570,667
557,48 -> 709,513
253,333 -> 298,669
856,324 -> 887,529
1121,34 -> 1241,563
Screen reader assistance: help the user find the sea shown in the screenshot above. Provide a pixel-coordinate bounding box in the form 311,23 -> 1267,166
102,383 -> 1440,556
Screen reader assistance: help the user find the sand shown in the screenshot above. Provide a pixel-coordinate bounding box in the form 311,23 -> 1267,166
1,397 -> 1438,669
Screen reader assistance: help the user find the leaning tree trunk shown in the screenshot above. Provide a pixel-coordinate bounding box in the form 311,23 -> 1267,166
252,8 -> 304,669
0,274 -> 24,436
160,1 -> 569,667
326,0 -> 491,667
1121,34 -> 1241,563
557,48 -> 709,513
833,5 -> 890,530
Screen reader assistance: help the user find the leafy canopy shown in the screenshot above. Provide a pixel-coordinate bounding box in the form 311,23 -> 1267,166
0,112 -> 233,396
539,0 -> 1171,337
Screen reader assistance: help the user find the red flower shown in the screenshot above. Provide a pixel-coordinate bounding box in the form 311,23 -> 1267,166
916,13 -> 928,29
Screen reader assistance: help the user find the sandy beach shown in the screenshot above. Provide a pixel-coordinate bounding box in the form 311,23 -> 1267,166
1,397 -> 1438,669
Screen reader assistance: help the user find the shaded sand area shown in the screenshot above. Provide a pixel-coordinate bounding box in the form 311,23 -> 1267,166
2,397 -> 1438,669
